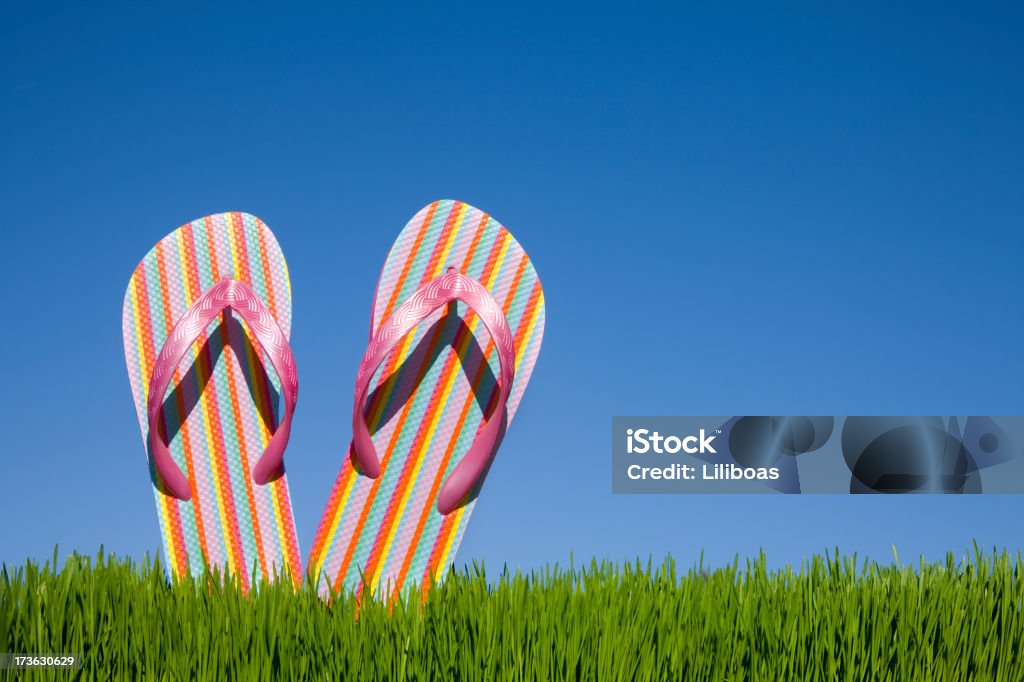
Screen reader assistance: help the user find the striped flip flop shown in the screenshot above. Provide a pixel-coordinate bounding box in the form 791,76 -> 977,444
122,212 -> 303,590
308,199 -> 546,597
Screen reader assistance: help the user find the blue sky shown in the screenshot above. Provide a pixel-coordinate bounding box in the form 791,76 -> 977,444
2,3 -> 1022,572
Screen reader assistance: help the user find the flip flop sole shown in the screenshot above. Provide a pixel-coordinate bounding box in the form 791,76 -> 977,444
122,212 -> 303,588
309,200 -> 545,596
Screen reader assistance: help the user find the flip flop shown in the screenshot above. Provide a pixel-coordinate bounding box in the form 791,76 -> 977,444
307,199 -> 546,597
122,212 -> 303,590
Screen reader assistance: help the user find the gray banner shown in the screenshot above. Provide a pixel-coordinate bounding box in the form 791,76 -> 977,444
611,416 -> 1024,494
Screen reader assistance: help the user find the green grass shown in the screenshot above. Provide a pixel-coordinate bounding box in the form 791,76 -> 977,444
2,546 -> 1022,681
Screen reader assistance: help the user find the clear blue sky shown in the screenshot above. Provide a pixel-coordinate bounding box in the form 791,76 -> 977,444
2,3 -> 1021,572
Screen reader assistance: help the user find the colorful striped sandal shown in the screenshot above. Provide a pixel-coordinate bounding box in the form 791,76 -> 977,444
122,213 -> 303,590
308,200 -> 546,598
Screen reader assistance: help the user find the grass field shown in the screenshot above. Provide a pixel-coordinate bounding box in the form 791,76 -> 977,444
2,546 -> 1022,680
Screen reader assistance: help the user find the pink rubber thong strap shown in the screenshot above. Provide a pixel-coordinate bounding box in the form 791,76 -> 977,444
147,279 -> 298,501
352,268 -> 516,515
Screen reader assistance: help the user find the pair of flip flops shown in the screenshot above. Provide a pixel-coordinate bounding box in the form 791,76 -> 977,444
122,201 -> 545,596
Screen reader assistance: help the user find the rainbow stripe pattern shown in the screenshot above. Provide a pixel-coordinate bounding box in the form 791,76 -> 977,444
122,213 -> 303,590
308,200 -> 545,597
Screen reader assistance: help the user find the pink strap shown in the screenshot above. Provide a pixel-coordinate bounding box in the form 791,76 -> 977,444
352,268 -> 516,515
147,279 -> 298,501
